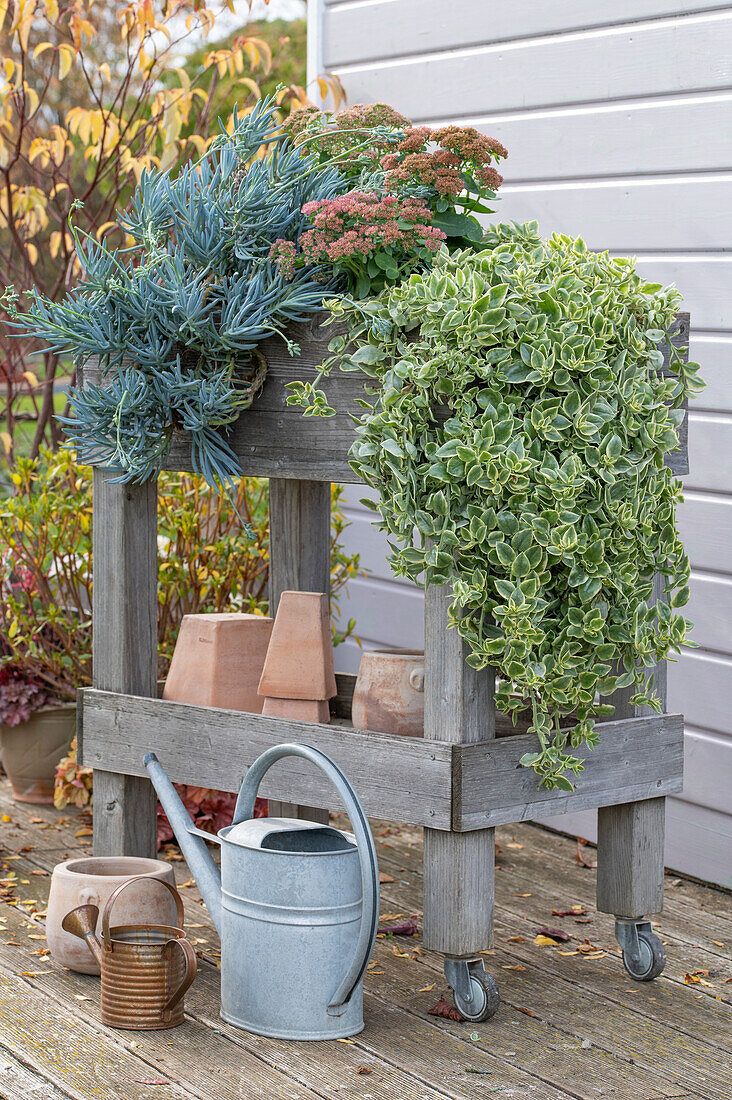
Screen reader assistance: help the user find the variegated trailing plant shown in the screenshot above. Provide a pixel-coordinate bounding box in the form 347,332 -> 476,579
289,222 -> 704,789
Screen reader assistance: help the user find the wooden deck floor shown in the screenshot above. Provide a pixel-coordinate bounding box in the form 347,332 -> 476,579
0,779 -> 730,1100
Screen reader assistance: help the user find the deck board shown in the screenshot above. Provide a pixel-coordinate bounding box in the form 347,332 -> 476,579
0,780 -> 729,1100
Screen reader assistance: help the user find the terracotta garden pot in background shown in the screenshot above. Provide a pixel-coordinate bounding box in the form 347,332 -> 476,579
0,703 -> 76,803
163,613 -> 273,712
47,857 -> 178,974
258,591 -> 337,723
351,650 -> 425,737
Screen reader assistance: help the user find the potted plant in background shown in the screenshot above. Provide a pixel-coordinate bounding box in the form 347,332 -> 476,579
0,664 -> 76,803
0,448 -> 360,813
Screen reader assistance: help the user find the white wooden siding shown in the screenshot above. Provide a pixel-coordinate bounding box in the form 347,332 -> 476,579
315,0 -> 732,887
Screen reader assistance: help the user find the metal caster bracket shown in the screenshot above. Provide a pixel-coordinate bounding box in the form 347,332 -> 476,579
444,957 -> 500,1022
615,918 -> 666,981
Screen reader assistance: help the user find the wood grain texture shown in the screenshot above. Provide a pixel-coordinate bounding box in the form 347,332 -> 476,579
457,713 -> 684,830
80,316 -> 688,479
596,797 -> 667,917
423,580 -> 495,955
88,470 -> 158,859
79,689 -> 454,829
267,477 -> 331,824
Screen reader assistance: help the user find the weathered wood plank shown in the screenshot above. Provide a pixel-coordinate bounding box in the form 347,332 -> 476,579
267,477 -> 332,824
0,1049 -> 72,1100
458,713 -> 684,830
596,798 -> 667,918
423,582 -> 496,955
79,689 -> 454,829
88,471 -> 158,858
80,315 -> 688,481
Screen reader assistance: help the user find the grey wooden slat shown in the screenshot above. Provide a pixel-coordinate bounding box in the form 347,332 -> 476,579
79,314 -> 688,481
87,471 -> 158,858
79,689 -> 454,829
457,713 -> 683,830
267,477 -> 332,824
596,797 -> 667,917
423,582 -> 496,955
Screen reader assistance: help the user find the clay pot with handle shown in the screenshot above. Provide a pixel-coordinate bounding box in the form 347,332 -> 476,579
351,649 -> 425,737
47,856 -> 177,974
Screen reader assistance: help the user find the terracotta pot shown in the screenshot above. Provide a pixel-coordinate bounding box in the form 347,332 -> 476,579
258,592 -> 336,723
0,704 -> 76,804
163,613 -> 273,712
47,857 -> 178,974
351,650 -> 425,737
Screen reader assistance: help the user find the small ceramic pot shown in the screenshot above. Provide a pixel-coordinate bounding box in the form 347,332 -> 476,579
46,857 -> 177,974
351,649 -> 425,737
163,613 -> 273,713
0,704 -> 76,804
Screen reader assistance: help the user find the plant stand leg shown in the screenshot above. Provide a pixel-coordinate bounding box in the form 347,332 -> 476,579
267,478 -> 330,825
422,580 -> 498,1018
89,472 -> 158,857
597,797 -> 667,980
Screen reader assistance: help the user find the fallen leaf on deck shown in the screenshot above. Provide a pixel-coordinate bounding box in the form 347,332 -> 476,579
725,978 -> 732,983
1,815 -> 11,823
428,996 -> 464,1022
30,949 -> 50,956
515,1006 -> 538,1018
133,1080 -> 167,1086
480,949 -> 496,955
356,1066 -> 372,1075
535,926 -> 571,943
713,941 -> 725,948
392,945 -> 411,958
502,964 -> 527,972
575,839 -> 596,869
582,951 -> 607,960
558,950 -> 579,956
27,934 -> 45,940
2,942 -> 21,946
418,983 -> 436,992
378,917 -> 419,936
379,913 -> 404,922
506,936 -> 527,943
379,872 -> 395,883
74,827 -> 93,838
574,917 -> 592,924
30,870 -> 49,877
534,935 -> 559,946
336,1038 -> 355,1044
552,906 -> 586,917
684,970 -> 714,987
28,817 -> 43,824
515,893 -> 532,898
179,879 -> 196,888
506,843 -> 524,850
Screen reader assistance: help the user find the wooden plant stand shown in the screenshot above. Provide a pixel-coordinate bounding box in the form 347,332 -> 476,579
79,314 -> 689,1020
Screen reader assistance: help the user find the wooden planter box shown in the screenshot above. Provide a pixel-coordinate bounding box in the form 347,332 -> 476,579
79,313 -> 689,978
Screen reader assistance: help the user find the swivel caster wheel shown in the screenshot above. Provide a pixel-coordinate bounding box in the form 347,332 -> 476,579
615,919 -> 666,982
444,958 -> 500,1022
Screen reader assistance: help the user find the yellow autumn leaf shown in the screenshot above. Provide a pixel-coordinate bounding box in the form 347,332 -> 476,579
74,827 -> 93,838
58,45 -> 75,80
25,242 -> 38,265
8,618 -> 19,639
33,41 -> 54,60
22,370 -> 38,388
0,431 -> 11,454
534,934 -> 559,946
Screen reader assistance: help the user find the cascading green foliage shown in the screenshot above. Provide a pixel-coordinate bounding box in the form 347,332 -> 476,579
11,98 -> 345,489
292,222 -> 703,788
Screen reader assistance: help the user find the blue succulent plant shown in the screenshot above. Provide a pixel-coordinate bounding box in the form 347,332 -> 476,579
13,97 -> 346,489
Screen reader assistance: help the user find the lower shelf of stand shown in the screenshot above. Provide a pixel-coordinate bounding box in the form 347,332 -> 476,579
78,689 -> 684,831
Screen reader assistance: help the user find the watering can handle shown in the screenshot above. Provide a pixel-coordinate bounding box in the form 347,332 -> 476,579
101,876 -> 185,949
233,743 -> 379,1014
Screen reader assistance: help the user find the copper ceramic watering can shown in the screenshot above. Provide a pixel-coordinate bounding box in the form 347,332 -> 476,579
62,876 -> 197,1030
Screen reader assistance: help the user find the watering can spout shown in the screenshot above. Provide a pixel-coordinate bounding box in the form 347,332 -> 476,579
62,904 -> 104,968
143,753 -> 223,934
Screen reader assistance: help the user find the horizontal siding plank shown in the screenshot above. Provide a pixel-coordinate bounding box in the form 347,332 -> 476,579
686,571 -> 732,656
664,798 -> 732,888
679,727 -> 732,815
335,575 -> 424,648
691,336 -> 732,412
323,1 -> 732,66
685,413 -> 732,493
421,95 -> 732,181
613,258 -> 732,330
677,492 -> 732,573
331,14 -> 732,121
667,650 -> 732,735
498,176 -> 732,251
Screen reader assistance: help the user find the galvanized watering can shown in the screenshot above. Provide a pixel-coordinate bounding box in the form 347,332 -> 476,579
61,877 -> 197,1030
144,744 -> 379,1040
